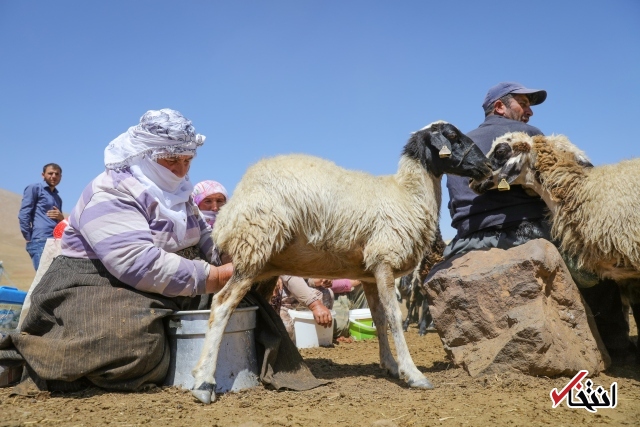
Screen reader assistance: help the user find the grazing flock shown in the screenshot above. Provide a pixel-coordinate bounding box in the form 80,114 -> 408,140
470,132 -> 640,361
190,121 -> 492,403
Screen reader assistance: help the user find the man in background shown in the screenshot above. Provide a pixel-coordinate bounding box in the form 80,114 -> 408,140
18,163 -> 64,270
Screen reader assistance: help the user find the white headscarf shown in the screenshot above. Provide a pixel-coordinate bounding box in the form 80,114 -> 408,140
104,109 -> 205,170
104,109 -> 205,244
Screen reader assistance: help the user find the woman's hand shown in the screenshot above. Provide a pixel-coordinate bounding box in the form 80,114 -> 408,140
205,263 -> 234,294
308,300 -> 333,327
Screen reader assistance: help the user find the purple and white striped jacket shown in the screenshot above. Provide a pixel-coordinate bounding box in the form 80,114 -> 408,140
61,169 -> 217,297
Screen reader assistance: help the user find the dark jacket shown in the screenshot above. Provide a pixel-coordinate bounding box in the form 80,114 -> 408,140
446,115 -> 547,238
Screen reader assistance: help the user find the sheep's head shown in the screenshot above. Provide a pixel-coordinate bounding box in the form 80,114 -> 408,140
404,121 -> 492,179
470,132 -> 593,196
470,132 -> 536,194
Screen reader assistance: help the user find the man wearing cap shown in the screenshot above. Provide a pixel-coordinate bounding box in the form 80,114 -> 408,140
439,81 -> 635,365
444,81 -> 548,257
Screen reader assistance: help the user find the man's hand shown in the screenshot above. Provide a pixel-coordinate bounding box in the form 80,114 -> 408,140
47,206 -> 64,222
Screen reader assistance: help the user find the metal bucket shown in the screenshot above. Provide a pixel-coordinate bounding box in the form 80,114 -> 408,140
164,307 -> 260,393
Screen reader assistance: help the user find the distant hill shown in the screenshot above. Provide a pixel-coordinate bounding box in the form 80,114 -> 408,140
0,188 -> 38,291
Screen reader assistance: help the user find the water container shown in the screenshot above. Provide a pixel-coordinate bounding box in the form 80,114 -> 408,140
0,287 -> 27,332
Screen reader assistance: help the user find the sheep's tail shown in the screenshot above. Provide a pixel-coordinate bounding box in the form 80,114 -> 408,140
213,201 -> 292,275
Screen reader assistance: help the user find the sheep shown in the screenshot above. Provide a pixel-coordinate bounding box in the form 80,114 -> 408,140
470,131 -> 640,361
191,121 -> 492,404
401,227 -> 446,334
396,273 -> 417,321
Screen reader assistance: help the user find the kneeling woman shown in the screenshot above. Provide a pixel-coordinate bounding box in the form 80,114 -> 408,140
1,109 -> 232,392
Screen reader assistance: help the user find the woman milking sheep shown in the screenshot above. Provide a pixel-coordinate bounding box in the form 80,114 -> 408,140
0,108 -> 233,392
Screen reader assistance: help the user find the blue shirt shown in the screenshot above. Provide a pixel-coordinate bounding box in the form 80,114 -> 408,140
18,181 -> 62,241
446,115 -> 548,238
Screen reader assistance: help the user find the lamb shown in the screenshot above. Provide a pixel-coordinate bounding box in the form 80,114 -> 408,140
470,131 -> 640,361
191,121 -> 492,404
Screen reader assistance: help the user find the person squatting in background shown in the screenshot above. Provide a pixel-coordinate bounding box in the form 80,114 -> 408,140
270,276 -> 334,344
270,276 -> 368,342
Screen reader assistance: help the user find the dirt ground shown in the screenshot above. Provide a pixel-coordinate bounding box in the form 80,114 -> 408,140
1,318 -> 638,427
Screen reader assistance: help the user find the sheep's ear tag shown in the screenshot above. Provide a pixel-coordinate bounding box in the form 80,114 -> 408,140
439,145 -> 452,158
498,179 -> 511,191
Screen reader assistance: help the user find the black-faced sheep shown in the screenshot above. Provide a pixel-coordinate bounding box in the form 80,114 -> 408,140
191,121 -> 492,404
470,131 -> 640,361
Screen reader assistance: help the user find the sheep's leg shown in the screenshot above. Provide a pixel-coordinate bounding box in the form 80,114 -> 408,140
372,267 -> 434,389
362,281 -> 399,378
191,275 -> 254,404
403,294 -> 416,332
418,297 -> 432,336
402,305 -> 411,332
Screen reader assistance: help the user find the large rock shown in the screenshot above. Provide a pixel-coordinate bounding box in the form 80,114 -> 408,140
425,239 -> 609,377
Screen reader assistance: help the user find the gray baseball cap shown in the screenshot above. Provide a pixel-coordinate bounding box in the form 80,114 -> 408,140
482,81 -> 547,110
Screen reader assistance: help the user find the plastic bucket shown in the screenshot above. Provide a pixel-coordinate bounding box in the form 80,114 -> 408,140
288,309 -> 336,348
164,307 -> 260,393
349,319 -> 377,340
348,308 -> 377,340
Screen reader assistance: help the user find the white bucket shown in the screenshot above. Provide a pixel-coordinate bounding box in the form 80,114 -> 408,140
288,309 -> 336,348
164,307 -> 260,393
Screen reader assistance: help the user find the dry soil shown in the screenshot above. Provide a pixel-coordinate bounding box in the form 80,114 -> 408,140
1,322 -> 638,427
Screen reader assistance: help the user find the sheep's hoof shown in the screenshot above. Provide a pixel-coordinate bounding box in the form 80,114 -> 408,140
387,369 -> 400,379
409,377 -> 434,389
383,364 -> 400,379
191,382 -> 216,404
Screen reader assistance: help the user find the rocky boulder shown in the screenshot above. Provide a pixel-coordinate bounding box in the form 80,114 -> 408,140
425,239 -> 609,377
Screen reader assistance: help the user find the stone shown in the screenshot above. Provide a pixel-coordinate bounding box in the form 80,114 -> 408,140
425,239 -> 609,377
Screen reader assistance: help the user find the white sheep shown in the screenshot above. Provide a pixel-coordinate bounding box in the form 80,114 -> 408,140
191,121 -> 492,404
470,131 -> 640,360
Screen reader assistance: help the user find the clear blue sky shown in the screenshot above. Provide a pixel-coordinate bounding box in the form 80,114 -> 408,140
1,1 -> 639,240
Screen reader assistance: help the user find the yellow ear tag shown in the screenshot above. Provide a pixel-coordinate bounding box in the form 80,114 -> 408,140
498,179 -> 511,191
439,145 -> 452,158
